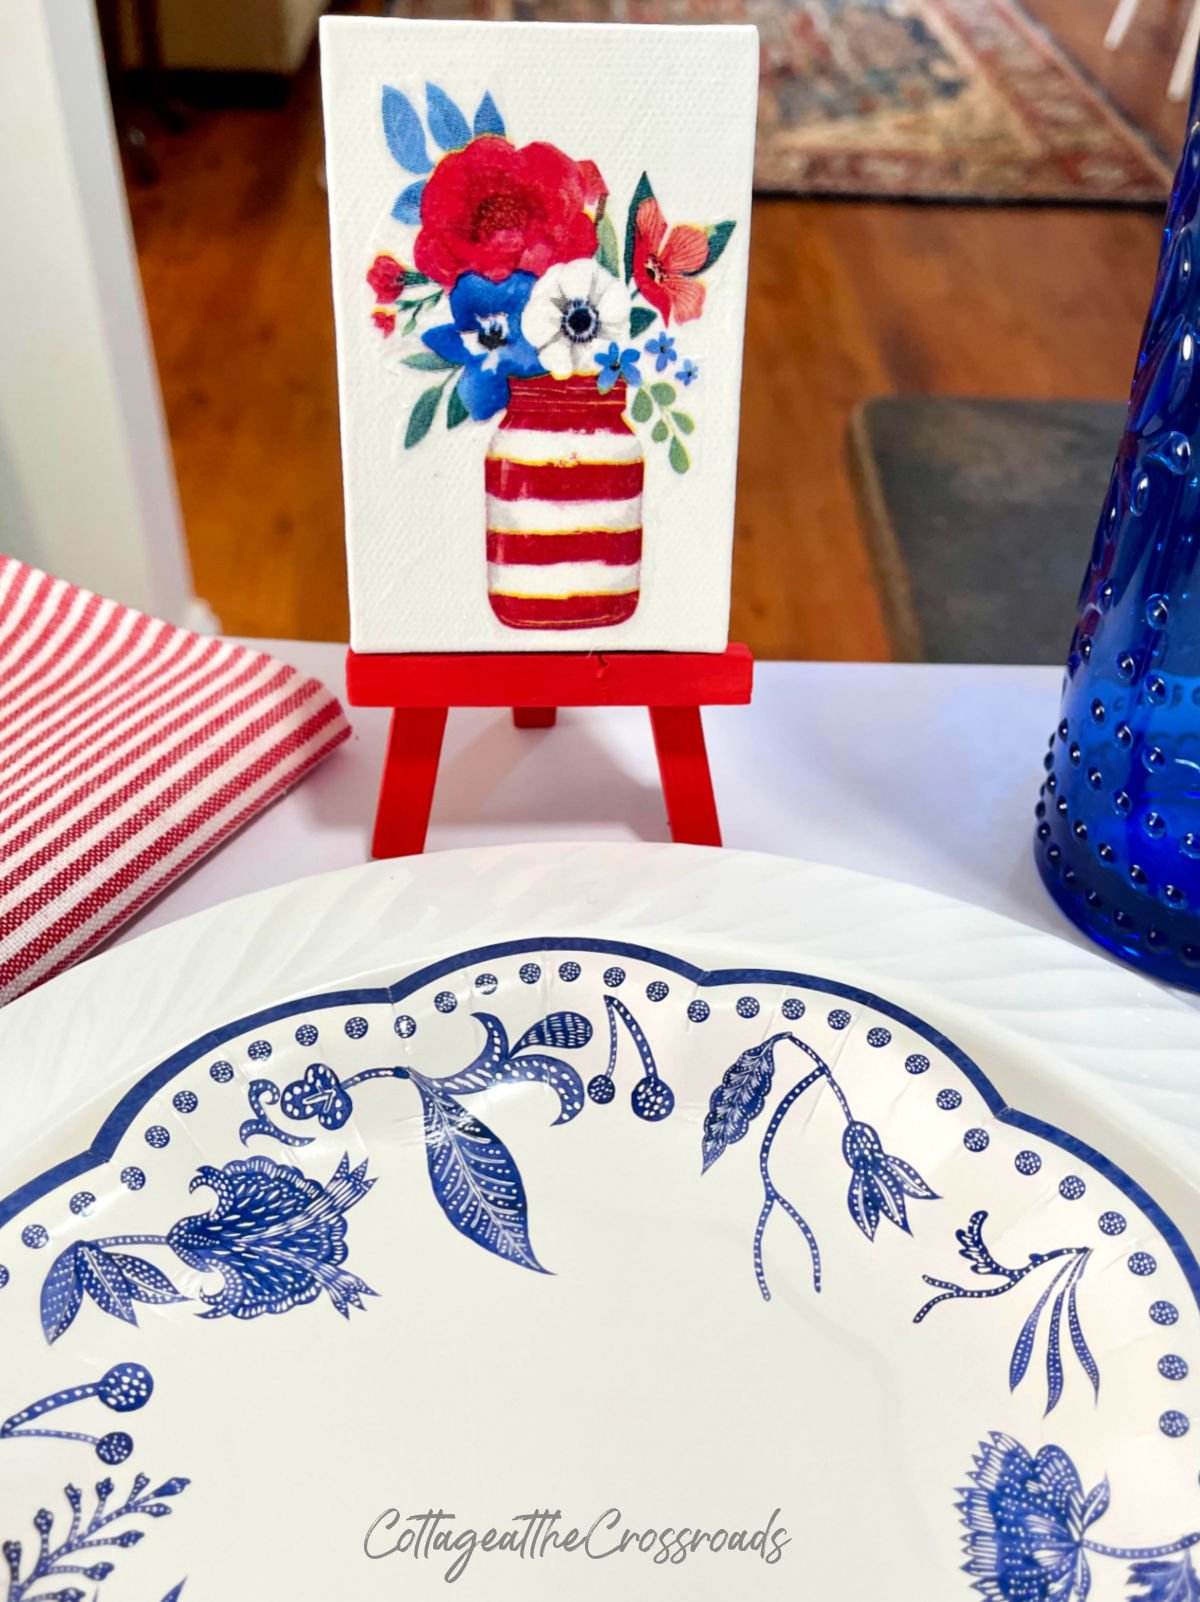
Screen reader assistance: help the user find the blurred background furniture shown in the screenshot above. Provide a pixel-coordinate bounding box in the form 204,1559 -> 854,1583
848,397 -> 1127,663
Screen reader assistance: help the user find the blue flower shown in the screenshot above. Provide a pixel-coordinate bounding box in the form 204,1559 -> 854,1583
595,341 -> 642,395
166,1154 -> 376,1320
676,358 -> 698,386
959,1433 -> 1104,1601
645,333 -> 677,372
841,1120 -> 937,1239
422,272 -> 543,420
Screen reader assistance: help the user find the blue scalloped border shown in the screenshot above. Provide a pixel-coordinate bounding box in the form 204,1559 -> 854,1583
2,935 -> 1197,1320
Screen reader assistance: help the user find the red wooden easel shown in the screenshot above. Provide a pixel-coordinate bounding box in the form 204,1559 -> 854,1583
346,644 -> 753,857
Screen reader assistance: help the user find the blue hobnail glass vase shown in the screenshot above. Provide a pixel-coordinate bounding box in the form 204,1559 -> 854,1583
1036,93 -> 1200,987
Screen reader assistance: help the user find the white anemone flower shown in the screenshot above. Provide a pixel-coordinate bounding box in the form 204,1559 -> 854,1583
523,258 -> 631,378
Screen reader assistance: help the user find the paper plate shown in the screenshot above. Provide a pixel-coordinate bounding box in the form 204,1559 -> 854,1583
2,843 -> 1199,1602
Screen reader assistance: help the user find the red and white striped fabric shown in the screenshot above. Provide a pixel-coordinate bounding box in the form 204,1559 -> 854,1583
485,375 -> 645,631
0,558 -> 350,1006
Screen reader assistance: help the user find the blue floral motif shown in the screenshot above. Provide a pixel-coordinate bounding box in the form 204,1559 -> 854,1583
842,1120 -> 938,1240
3,1471 -> 189,1602
423,273 -> 544,420
959,1432 -> 1200,1601
167,1154 -> 376,1321
595,341 -> 642,395
916,1212 -> 1096,1413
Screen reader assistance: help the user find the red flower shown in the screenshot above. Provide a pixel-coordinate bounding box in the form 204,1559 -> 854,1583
372,308 -> 397,338
632,198 -> 708,325
414,136 -> 600,287
367,252 -> 408,303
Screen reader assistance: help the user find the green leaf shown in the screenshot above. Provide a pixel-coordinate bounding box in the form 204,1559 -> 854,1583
650,382 -> 676,406
631,387 -> 654,424
651,419 -> 668,443
447,383 -> 468,429
405,384 -> 442,448
596,213 -> 620,278
671,410 -> 695,434
629,305 -> 657,338
669,435 -> 690,474
695,219 -> 735,275
623,171 -> 655,282
401,350 -> 456,371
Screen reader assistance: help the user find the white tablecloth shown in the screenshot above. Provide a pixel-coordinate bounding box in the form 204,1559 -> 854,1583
113,643 -> 1076,952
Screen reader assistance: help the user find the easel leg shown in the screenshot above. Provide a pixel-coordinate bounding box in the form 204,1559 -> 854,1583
513,707 -> 557,728
371,707 -> 448,858
648,706 -> 722,847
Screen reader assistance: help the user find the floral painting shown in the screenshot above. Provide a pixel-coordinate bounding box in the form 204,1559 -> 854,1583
322,19 -> 759,650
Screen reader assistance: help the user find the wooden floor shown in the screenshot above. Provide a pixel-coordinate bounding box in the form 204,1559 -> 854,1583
127,0 -> 1187,659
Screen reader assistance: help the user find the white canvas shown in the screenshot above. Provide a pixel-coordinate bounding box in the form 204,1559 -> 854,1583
320,16 -> 758,652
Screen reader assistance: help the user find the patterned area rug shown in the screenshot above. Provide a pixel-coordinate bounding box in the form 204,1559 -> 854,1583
392,0 -> 1173,203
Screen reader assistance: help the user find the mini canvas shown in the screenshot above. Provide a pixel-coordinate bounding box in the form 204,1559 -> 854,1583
320,16 -> 758,653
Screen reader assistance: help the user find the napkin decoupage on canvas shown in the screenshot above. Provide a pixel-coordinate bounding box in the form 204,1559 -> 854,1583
320,17 -> 758,652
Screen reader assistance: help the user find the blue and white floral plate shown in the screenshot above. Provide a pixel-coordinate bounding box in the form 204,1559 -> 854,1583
2,843 -> 1200,1602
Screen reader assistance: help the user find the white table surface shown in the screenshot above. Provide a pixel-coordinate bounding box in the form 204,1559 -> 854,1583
112,641 -> 1084,955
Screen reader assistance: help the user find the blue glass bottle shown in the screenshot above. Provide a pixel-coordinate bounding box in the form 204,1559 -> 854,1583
1037,93 -> 1200,988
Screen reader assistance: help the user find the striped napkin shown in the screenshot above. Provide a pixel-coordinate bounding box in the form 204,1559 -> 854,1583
0,558 -> 350,1006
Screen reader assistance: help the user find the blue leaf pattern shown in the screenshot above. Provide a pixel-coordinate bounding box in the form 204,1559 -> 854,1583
426,83 -> 471,151
410,1071 -> 546,1273
392,179 -> 426,225
701,1037 -> 781,1172
381,86 -> 433,174
473,90 -> 505,137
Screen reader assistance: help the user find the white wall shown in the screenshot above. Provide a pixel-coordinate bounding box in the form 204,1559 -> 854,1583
0,0 -> 208,627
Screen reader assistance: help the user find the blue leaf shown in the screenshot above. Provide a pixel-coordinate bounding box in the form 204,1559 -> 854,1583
514,1012 -> 593,1052
1128,1555 -> 1200,1601
410,1071 -> 546,1272
40,1244 -> 84,1343
391,179 -> 426,225
109,1253 -> 187,1307
473,90 -> 505,137
426,83 -> 471,151
702,1037 -> 780,1172
382,86 -> 433,174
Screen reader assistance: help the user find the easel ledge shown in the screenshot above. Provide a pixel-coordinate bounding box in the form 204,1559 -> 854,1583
345,644 -> 754,857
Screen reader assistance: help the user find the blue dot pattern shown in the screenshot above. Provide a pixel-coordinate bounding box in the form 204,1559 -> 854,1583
394,1016 -> 417,1039
209,1061 -> 234,1083
1059,1176 -> 1086,1201
474,973 -> 498,995
782,998 -> 805,1021
21,1225 -> 48,1250
120,1167 -> 146,1191
1128,1251 -> 1157,1276
646,982 -> 669,1002
345,1016 -> 369,1039
145,1125 -> 170,1149
1160,1355 -> 1189,1380
1014,1151 -> 1042,1176
687,1000 -> 710,1023
603,967 -> 625,988
519,963 -> 541,985
827,1009 -> 851,1030
69,1192 -> 95,1217
905,1054 -> 930,1075
247,1039 -> 272,1061
936,1089 -> 962,1111
1099,1211 -> 1127,1236
172,1090 -> 197,1115
434,992 -> 457,1014
1161,1410 -> 1190,1438
964,1128 -> 990,1152
558,962 -> 581,982
294,1024 -> 318,1047
1151,1301 -> 1180,1326
867,1027 -> 892,1048
736,996 -> 760,1019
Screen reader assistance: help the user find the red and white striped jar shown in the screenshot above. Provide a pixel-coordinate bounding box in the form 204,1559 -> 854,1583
485,374 -> 644,630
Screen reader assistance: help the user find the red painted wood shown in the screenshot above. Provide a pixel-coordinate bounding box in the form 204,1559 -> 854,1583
649,706 -> 722,847
346,644 -> 753,708
346,646 -> 752,857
